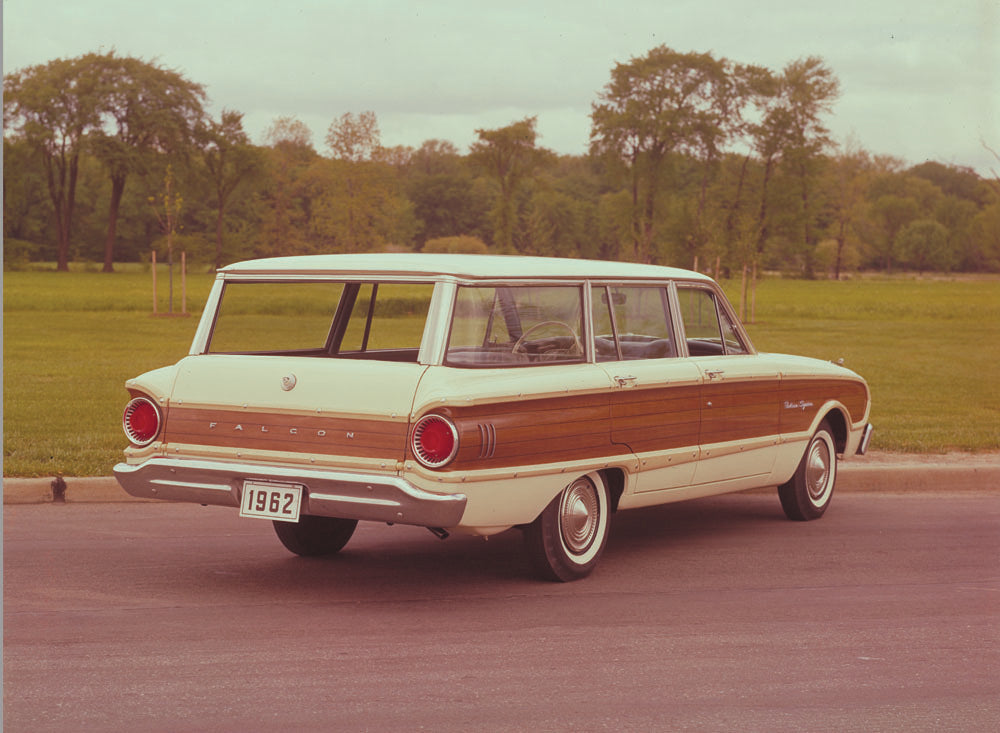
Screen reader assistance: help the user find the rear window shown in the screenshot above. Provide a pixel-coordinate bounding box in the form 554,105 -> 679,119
446,285 -> 584,367
208,281 -> 433,360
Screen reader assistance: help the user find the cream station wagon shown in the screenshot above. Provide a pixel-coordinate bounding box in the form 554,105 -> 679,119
115,254 -> 873,581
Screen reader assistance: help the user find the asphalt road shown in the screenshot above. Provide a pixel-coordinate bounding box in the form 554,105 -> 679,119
4,492 -> 998,732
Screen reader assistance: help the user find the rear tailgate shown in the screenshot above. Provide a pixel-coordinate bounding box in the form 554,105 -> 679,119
160,354 -> 427,467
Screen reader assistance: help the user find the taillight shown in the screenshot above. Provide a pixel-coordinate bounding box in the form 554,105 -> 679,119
123,397 -> 162,447
411,414 -> 459,468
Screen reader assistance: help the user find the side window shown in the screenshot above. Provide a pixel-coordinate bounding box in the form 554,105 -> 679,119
677,286 -> 748,356
446,285 -> 584,366
591,286 -> 676,361
718,308 -> 748,355
209,281 -> 346,354
339,283 -> 433,353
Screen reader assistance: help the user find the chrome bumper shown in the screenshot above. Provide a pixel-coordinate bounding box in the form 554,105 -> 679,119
113,458 -> 468,528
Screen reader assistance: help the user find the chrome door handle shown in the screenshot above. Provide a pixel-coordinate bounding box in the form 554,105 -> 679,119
704,369 -> 724,380
614,375 -> 638,388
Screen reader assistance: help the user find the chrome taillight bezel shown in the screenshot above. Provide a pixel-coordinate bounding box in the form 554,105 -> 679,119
410,414 -> 459,469
122,396 -> 162,447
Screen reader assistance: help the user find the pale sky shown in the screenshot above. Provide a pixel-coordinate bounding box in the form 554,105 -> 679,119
3,0 -> 998,175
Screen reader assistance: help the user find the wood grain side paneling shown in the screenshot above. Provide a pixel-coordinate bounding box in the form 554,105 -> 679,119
432,392 -> 624,472
779,378 -> 870,434
163,406 -> 407,459
611,385 -> 701,454
700,379 -> 779,445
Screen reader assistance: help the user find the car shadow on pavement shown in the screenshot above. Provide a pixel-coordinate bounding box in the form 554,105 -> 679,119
185,493 -> 790,597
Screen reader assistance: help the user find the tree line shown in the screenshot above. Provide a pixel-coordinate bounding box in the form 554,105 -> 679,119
5,48 -> 1000,285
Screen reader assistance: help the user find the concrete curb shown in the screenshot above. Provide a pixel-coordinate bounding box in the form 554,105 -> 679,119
5,453 -> 999,505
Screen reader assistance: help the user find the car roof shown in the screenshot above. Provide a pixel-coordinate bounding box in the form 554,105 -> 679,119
220,253 -> 713,282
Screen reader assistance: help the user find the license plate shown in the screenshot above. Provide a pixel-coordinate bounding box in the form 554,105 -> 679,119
240,481 -> 303,523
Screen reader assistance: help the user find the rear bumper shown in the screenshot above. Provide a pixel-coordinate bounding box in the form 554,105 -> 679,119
113,458 -> 468,528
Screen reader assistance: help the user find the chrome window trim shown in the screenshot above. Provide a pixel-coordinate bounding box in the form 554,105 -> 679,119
673,280 -> 757,357
190,275 -> 225,355
419,281 -> 456,365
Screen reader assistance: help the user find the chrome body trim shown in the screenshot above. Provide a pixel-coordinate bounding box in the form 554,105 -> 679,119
857,423 -> 874,456
113,458 -> 468,528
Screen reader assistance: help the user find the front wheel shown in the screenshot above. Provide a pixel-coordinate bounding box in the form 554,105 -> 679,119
778,420 -> 837,521
524,472 -> 611,582
272,515 -> 358,556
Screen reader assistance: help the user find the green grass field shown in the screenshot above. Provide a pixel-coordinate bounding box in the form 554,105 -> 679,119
3,269 -> 998,477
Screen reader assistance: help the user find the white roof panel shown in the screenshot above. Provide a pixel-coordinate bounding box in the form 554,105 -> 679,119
220,253 -> 712,282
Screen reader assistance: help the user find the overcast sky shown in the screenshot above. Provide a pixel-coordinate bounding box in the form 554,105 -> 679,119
3,0 -> 998,176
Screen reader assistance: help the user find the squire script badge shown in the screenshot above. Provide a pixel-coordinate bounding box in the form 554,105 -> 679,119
783,400 -> 814,411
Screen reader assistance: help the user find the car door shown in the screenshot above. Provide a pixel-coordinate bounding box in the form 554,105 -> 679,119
675,284 -> 781,485
593,284 -> 702,492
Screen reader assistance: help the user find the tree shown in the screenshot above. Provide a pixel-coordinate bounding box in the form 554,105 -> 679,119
590,47 -> 736,263
148,165 -> 183,312
306,157 -> 416,252
910,161 -> 993,207
825,144 -> 873,279
326,111 -> 380,162
408,174 -> 489,245
202,110 -> 262,269
410,139 -> 462,177
898,219 -> 952,272
88,52 -> 206,271
968,203 -> 1000,271
469,116 -> 552,252
308,112 -> 417,252
780,57 -> 840,262
869,194 -> 919,271
4,54 -> 105,269
3,137 -> 49,248
257,117 -> 317,256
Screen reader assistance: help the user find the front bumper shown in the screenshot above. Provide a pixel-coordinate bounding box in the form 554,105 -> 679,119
113,458 -> 468,528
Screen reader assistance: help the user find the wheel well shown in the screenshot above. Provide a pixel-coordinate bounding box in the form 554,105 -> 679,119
599,468 -> 626,512
823,409 -> 849,454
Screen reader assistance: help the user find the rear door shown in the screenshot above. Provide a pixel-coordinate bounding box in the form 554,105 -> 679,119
594,284 -> 702,492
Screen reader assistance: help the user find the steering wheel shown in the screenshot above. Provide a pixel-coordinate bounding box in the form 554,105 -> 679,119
512,320 -> 583,357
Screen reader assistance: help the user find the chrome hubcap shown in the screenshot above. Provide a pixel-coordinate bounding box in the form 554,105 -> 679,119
559,478 -> 600,555
805,439 -> 832,503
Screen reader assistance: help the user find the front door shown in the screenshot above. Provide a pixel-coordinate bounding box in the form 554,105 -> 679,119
675,285 -> 781,485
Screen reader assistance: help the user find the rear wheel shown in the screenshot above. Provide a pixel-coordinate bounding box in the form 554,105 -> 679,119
272,515 -> 358,556
779,420 -> 837,521
524,472 -> 610,582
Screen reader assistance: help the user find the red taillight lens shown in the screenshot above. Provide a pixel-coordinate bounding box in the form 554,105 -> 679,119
411,414 -> 459,468
123,397 -> 161,447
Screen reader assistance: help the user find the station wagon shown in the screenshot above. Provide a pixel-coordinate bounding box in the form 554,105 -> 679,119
115,254 -> 873,580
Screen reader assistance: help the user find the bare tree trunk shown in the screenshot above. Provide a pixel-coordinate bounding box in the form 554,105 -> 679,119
630,158 -> 642,261
740,262 -> 749,322
45,154 -> 78,271
214,203 -> 225,270
103,174 -> 126,273
834,219 -> 847,281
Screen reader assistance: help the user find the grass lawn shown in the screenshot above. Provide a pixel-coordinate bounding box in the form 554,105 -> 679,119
4,268 -> 998,477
